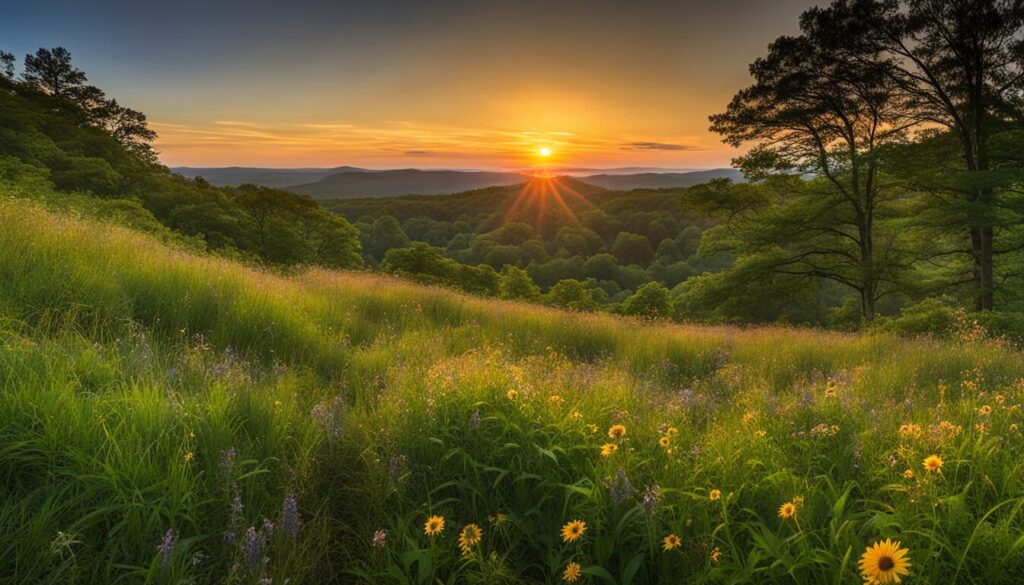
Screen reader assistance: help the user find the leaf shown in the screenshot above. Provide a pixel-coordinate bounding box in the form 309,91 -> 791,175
582,565 -> 619,585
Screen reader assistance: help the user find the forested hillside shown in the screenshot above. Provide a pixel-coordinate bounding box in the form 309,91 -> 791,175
0,48 -> 362,270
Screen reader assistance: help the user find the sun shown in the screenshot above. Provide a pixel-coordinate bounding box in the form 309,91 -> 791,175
538,146 -> 552,158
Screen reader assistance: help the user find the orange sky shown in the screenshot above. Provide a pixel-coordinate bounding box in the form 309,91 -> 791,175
3,0 -> 813,169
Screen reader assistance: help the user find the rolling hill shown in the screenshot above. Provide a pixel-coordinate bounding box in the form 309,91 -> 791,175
169,167 -> 745,199
286,168 -> 531,198
171,165 -> 366,188
3,195 -> 1022,583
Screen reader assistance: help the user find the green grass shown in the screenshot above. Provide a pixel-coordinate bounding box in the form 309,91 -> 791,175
1,196 -> 1022,584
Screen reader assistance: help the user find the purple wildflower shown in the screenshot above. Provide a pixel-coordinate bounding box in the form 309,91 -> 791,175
281,493 -> 300,538
243,526 -> 263,572
157,529 -> 176,570
607,468 -> 635,506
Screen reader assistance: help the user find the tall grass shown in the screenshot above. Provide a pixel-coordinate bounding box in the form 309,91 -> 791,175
0,197 -> 1022,584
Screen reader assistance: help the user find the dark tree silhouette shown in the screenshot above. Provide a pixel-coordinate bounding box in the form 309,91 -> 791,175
844,0 -> 1024,310
707,0 -> 910,320
0,51 -> 14,79
21,47 -> 86,99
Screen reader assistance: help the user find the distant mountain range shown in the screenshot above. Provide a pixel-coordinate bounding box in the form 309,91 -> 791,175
170,166 -> 743,199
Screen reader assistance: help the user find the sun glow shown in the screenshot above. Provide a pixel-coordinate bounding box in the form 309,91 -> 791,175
538,146 -> 552,158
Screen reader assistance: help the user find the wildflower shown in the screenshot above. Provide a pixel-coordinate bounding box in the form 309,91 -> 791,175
742,411 -> 754,423
506,389 -> 519,400
710,547 -> 721,563
658,436 -> 671,448
642,484 -> 660,514
979,404 -> 992,416
608,424 -> 626,439
778,501 -> 797,519
280,492 -> 300,538
858,539 -> 911,584
424,515 -> 445,536
607,468 -> 635,505
755,429 -> 767,438
371,528 -> 387,548
563,561 -> 582,582
586,423 -> 598,434
561,520 -> 586,543
995,394 -> 1005,405
243,526 -> 263,572
458,524 -> 483,555
922,454 -> 944,472
666,426 -> 679,436
218,447 -> 237,482
157,529 -> 176,570
273,399 -> 282,408
824,383 -> 837,398
570,409 -> 583,421
708,489 -> 721,501
600,443 -> 618,458
468,410 -> 481,431
662,533 -> 681,551
184,451 -> 194,462
387,453 -> 407,482
549,395 -> 565,406
488,513 -> 508,525
1011,423 -> 1019,433
903,469 -> 914,479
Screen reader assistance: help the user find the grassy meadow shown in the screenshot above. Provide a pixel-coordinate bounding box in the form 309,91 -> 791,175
1,196 -> 1023,584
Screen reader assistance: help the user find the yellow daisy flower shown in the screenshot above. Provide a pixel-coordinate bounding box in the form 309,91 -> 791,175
563,561 -> 581,582
608,424 -> 626,439
658,436 -> 671,448
600,443 -> 618,457
457,523 -> 482,555
979,404 -> 992,416
662,533 -> 681,551
778,501 -> 797,519
506,389 -> 519,400
858,539 -> 911,584
922,454 -> 943,472
424,515 -> 445,536
561,520 -> 586,543
709,489 -> 721,501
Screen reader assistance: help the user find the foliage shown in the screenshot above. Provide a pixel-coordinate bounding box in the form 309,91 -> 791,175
0,47 -> 363,271
2,198 -> 1024,584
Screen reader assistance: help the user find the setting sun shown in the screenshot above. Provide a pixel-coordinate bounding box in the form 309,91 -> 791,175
538,146 -> 552,158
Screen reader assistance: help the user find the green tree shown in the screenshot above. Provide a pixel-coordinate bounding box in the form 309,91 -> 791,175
498,265 -> 541,301
707,1 -> 910,320
622,282 -> 674,319
21,47 -> 86,99
546,278 -> 600,311
1,51 -> 14,79
824,0 -> 1024,310
611,232 -> 655,266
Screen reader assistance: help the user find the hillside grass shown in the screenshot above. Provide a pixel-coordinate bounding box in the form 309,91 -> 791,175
1,196 -> 1022,584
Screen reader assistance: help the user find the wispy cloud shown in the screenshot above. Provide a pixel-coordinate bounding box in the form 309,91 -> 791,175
621,141 -> 705,151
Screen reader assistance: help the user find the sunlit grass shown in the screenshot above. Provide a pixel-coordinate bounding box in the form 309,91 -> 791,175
1,197 -> 1022,583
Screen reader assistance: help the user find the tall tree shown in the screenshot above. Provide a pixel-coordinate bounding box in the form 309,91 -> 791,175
21,47 -> 86,99
706,1 -> 910,320
98,99 -> 159,161
854,0 -> 1024,309
0,51 -> 14,79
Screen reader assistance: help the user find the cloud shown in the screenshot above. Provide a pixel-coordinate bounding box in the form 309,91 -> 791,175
621,141 -> 704,151
404,150 -> 434,156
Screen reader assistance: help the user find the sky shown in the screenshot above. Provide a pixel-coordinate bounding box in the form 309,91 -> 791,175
1,0 -> 815,170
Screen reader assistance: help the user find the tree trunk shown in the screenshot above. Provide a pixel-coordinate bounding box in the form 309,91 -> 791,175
979,225 -> 994,310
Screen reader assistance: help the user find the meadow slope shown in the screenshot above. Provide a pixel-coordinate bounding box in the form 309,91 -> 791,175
1,197 -> 1022,584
